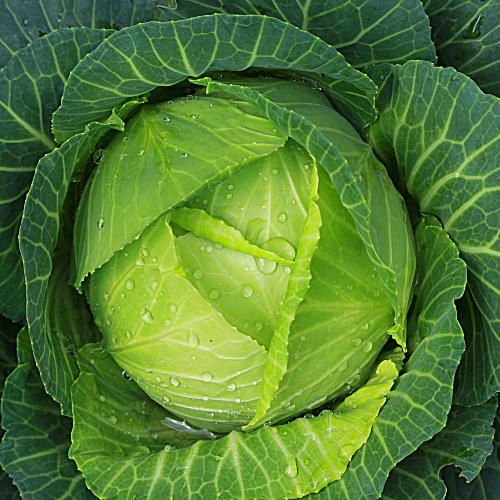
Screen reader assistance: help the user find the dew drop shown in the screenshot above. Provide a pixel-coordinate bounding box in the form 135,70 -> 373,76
202,372 -> 213,382
278,212 -> 288,223
97,218 -> 104,229
225,193 -> 233,200
138,149 -> 145,157
190,113 -> 198,119
188,331 -> 199,347
361,322 -> 369,330
109,415 -> 117,424
125,279 -> 135,290
285,457 -> 298,478
193,269 -> 203,280
122,370 -> 131,380
206,245 -> 213,253
242,285 -> 254,298
255,321 -> 263,331
362,341 -> 373,352
227,383 -> 236,391
141,308 -> 154,324
119,153 -> 127,160
163,395 -> 170,403
163,116 -> 170,123
271,168 -> 278,175
151,280 -> 159,290
170,376 -> 180,387
338,361 -> 347,372
180,152 -> 188,159
256,258 -> 277,275
208,288 -> 221,300
227,184 -> 234,190
99,395 -> 106,402
169,304 -> 177,313
352,337 -> 361,346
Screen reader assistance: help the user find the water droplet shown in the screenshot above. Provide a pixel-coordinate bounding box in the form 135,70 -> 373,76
242,285 -> 254,298
151,280 -> 159,289
338,362 -> 347,372
93,149 -> 104,163
361,323 -> 369,330
170,377 -> 180,387
163,395 -> 170,403
188,331 -> 199,346
122,370 -> 131,380
208,288 -> 221,300
194,269 -> 203,280
271,169 -> 278,175
227,184 -> 234,190
109,415 -> 117,424
362,341 -> 373,352
285,457 -> 298,478
349,399 -> 357,408
283,266 -> 291,274
352,337 -> 361,346
256,257 -> 277,275
141,308 -> 154,324
125,279 -> 135,290
97,218 -> 104,229
138,149 -> 145,156
206,245 -> 213,253
227,383 -> 236,391
255,321 -> 263,331
163,116 -> 170,123
99,395 -> 106,402
119,153 -> 127,160
225,193 -> 233,200
180,152 -> 188,159
126,331 -> 132,339
168,304 -> 177,313
202,372 -> 213,382
190,113 -> 198,120
235,398 -> 241,404
278,212 -> 288,223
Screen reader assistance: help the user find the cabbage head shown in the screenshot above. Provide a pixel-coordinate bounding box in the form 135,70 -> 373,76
0,3 -> 498,500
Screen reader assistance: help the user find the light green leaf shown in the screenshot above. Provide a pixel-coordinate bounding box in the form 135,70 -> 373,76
369,60 -> 500,404
0,0 -> 160,68
0,345 -> 94,499
382,398 -> 498,500
311,217 -> 466,499
52,15 -> 377,142
70,347 -> 397,499
194,76 -> 415,349
171,207 -> 294,266
158,0 -> 436,70
248,160 -> 321,428
424,0 -> 500,96
0,27 -> 111,322
87,213 -> 267,432
71,94 -> 287,291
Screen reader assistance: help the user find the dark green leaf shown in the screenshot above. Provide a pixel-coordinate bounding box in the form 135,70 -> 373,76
0,0 -> 160,68
0,27 -> 112,322
158,0 -> 436,69
0,360 -> 94,499
369,60 -> 500,405
382,399 -> 498,499
424,0 -> 500,96
51,15 -> 377,142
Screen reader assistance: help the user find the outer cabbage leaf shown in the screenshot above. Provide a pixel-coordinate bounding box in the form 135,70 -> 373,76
369,60 -> 500,405
19,98 -> 145,414
0,0 -> 159,68
0,329 -> 94,499
309,218 -> 466,498
158,0 -> 436,70
69,345 -> 397,499
424,0 -> 500,96
442,406 -> 500,500
0,27 -> 112,322
51,15 -> 377,142
382,398 -> 498,500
